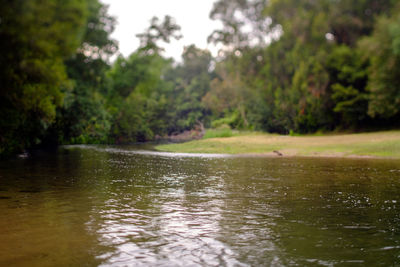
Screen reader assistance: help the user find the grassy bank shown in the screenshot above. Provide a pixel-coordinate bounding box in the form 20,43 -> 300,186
156,130 -> 400,158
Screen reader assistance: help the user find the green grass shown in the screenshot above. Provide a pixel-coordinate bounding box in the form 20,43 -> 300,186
202,128 -> 235,139
202,128 -> 253,139
156,130 -> 400,158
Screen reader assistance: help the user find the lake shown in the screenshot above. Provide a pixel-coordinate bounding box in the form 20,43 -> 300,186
0,145 -> 400,266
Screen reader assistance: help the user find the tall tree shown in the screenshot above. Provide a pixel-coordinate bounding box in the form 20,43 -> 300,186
360,4 -> 400,120
208,0 -> 270,50
328,0 -> 395,46
326,45 -> 369,127
48,0 -> 118,144
136,15 -> 182,55
0,0 -> 87,156
107,15 -> 182,143
165,45 -> 213,132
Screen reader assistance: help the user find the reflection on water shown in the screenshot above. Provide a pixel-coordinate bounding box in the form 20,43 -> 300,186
0,145 -> 400,266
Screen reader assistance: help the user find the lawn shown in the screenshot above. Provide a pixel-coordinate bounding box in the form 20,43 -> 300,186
156,130 -> 400,158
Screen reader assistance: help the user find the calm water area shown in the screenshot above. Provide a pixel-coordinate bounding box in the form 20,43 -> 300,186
0,145 -> 400,266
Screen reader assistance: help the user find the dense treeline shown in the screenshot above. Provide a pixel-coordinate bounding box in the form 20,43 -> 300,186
206,0 -> 400,134
1,0 -> 400,157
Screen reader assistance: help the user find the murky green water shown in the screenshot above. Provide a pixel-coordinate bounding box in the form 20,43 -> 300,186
1,145 -> 400,266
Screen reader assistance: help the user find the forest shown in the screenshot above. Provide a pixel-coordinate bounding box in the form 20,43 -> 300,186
1,0 -> 400,157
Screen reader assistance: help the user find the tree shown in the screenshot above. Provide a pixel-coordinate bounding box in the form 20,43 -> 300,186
208,0 -> 269,50
328,0 -> 395,46
164,45 -> 213,132
326,45 -> 369,127
107,48 -> 174,142
136,15 -> 182,55
46,0 -> 118,145
360,4 -> 400,119
0,0 -> 87,156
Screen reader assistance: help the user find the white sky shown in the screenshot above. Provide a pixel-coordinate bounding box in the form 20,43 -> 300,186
100,0 -> 222,61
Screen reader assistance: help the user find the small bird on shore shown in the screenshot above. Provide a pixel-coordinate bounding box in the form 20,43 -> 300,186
273,150 -> 283,156
18,151 -> 29,159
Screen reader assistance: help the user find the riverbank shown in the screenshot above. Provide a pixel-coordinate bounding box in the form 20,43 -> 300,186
156,130 -> 400,158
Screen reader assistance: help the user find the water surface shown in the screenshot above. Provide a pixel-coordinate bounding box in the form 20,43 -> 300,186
0,145 -> 400,266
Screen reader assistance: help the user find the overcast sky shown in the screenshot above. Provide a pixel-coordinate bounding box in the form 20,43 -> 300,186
100,0 -> 222,61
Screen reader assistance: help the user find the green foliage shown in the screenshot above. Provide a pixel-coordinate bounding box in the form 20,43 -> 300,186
161,45 -> 213,134
2,0 -> 400,157
136,15 -> 182,55
327,0 -> 394,46
203,128 -> 235,139
211,112 -> 242,129
326,45 -> 369,126
360,5 -> 400,119
111,93 -> 156,142
204,0 -> 397,134
46,0 -> 117,146
108,53 -> 169,98
83,0 -> 118,57
208,0 -> 269,49
107,52 -> 174,142
0,0 -> 87,156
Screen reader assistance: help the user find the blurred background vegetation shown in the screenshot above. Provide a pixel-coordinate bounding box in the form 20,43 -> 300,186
1,0 -> 400,157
